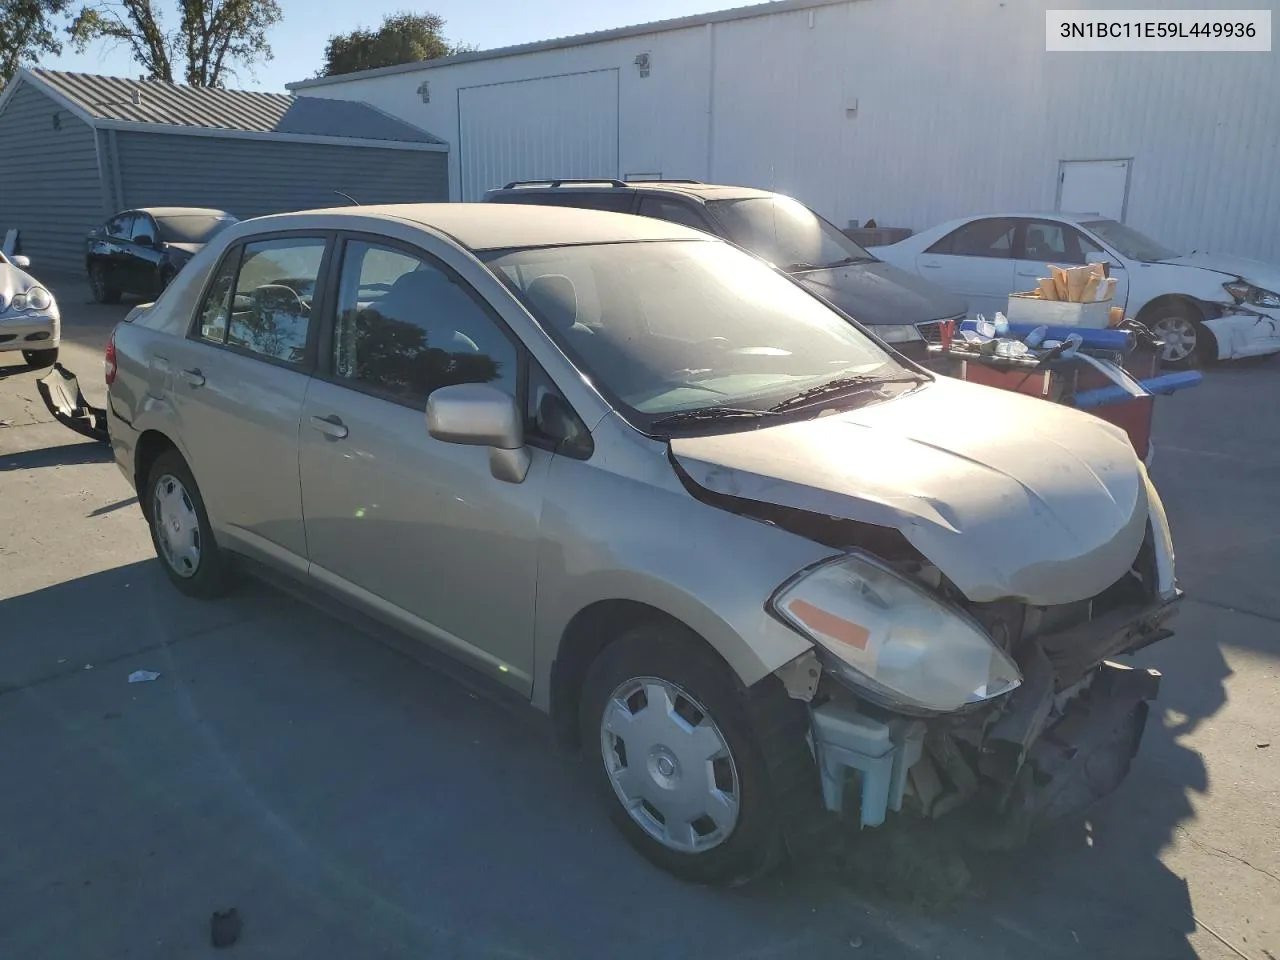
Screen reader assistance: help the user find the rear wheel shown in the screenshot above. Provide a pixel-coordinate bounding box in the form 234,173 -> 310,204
144,449 -> 232,598
89,263 -> 121,304
23,348 -> 58,367
579,623 -> 785,886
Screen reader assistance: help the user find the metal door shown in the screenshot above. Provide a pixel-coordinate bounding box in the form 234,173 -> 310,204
1058,160 -> 1131,221
458,70 -> 620,201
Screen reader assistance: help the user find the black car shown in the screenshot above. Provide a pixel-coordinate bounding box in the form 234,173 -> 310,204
483,179 -> 967,361
85,207 -> 237,304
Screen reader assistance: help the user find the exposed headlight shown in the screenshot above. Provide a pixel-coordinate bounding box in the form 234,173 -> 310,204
769,553 -> 1021,713
873,324 -> 925,344
1224,280 -> 1280,309
24,287 -> 52,311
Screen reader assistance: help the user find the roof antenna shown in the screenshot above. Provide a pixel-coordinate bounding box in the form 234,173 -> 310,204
334,190 -> 360,206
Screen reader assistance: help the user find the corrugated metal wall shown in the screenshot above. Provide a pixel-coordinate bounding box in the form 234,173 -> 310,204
302,0 -> 1280,262
0,81 -> 105,274
113,133 -> 448,218
457,70 -> 619,200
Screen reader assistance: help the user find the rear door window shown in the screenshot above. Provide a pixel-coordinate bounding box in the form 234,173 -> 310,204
192,236 -> 328,367
927,218 -> 1018,258
107,213 -> 136,241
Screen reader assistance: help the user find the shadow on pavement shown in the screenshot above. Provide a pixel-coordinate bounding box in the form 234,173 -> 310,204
0,439 -> 113,471
0,555 -> 1221,960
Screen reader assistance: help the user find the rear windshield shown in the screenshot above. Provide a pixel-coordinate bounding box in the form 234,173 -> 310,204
156,215 -> 237,244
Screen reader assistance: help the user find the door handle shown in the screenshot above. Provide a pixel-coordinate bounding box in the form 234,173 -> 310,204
178,367 -> 205,387
919,260 -> 942,269
310,414 -> 348,439
1016,269 -> 1042,277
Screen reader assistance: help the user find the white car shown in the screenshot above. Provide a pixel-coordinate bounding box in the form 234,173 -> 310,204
870,213 -> 1280,368
0,251 -> 59,367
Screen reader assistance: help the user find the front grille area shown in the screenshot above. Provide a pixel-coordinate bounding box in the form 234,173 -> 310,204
916,320 -> 944,344
915,315 -> 963,345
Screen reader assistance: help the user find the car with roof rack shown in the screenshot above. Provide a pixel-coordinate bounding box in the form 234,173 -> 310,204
483,179 -> 967,361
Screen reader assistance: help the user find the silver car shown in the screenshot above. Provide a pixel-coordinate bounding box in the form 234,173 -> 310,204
104,204 -> 1181,885
0,250 -> 59,367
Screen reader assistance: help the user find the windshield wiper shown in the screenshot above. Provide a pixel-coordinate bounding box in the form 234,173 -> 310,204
768,374 -> 924,413
823,255 -> 876,267
650,406 -> 778,430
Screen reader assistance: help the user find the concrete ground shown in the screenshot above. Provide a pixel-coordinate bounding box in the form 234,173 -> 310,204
1,276 -> 1276,960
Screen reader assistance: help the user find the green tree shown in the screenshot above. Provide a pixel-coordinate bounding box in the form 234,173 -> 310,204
0,0 -> 69,90
319,10 -> 473,78
67,0 -> 282,87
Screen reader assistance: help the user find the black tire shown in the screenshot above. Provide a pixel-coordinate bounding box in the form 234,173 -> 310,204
89,263 -> 122,305
1147,301 -> 1211,370
143,449 -> 232,599
579,623 -> 786,886
23,347 -> 58,367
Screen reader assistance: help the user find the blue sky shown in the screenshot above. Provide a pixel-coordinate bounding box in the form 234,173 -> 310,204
39,0 -> 735,92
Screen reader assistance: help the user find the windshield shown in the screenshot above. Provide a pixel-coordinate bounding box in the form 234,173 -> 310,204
707,196 -> 875,272
1082,219 -> 1179,263
156,215 -> 236,245
483,239 -> 907,430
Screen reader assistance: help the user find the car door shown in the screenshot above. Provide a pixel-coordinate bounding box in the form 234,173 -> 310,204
298,234 -> 552,693
1035,221 -> 1131,312
915,217 -> 1018,319
163,232 -> 332,573
128,212 -> 164,294
104,212 -> 138,291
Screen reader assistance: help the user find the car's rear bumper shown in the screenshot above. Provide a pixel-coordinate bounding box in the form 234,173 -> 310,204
0,313 -> 59,351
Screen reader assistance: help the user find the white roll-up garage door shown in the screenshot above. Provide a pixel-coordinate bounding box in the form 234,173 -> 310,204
458,69 -> 620,201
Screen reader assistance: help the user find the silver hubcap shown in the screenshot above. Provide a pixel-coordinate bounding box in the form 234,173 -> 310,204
1152,315 -> 1197,362
153,474 -> 201,577
600,677 -> 740,853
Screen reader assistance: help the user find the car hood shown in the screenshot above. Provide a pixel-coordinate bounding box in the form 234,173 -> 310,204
1160,253 -> 1280,291
792,260 -> 968,326
670,376 -> 1150,606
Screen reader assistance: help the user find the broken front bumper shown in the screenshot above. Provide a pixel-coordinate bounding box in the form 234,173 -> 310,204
806,592 -> 1180,843
36,363 -> 110,443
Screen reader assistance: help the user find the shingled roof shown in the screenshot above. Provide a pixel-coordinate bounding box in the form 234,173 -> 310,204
18,69 -> 444,146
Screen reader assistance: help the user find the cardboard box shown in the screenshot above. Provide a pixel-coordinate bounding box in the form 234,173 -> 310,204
1005,292 -> 1112,328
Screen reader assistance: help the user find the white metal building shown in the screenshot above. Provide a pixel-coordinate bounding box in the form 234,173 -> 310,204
288,0 -> 1280,261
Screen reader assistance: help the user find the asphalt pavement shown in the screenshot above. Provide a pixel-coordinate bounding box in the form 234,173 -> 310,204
1,277 -> 1276,959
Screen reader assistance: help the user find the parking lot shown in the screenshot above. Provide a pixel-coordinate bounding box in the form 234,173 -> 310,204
1,277 -> 1277,960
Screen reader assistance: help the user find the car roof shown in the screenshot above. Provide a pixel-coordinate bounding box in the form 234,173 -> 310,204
133,207 -> 236,219
952,211 -> 1110,225
493,181 -> 779,202
244,202 -> 711,251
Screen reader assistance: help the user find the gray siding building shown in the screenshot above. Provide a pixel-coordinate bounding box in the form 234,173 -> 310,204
0,69 -> 449,273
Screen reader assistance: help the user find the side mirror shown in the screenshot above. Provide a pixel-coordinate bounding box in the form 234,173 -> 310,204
426,383 -> 531,483
12,255 -> 30,269
134,234 -> 155,247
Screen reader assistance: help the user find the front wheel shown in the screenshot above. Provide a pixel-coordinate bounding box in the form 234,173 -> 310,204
1150,303 -> 1212,369
580,624 -> 785,886
23,348 -> 58,367
144,449 -> 233,598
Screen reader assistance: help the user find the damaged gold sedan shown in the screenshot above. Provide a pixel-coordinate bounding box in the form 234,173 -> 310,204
54,203 -> 1180,886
